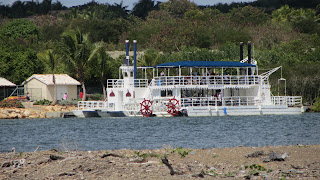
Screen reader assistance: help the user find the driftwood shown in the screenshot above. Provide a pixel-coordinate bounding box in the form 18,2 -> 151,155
101,153 -> 122,158
161,157 -> 183,175
34,146 -> 40,152
49,155 -> 65,161
59,172 -> 75,176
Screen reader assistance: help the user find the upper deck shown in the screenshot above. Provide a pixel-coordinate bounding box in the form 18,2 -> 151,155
107,74 -> 262,89
107,61 -> 260,89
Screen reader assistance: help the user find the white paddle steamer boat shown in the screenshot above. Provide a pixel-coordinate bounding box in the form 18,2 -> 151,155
74,41 -> 304,117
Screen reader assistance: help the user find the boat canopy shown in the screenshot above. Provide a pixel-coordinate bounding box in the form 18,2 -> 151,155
155,61 -> 256,68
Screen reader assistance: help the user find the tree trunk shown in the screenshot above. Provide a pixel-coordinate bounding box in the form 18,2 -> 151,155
51,74 -> 57,105
100,79 -> 106,100
82,82 -> 87,101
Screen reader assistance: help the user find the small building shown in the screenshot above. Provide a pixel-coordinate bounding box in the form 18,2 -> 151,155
23,74 -> 81,101
0,77 -> 16,100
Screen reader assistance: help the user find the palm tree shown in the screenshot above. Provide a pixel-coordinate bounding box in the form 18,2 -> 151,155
89,41 -> 114,100
110,1 -> 129,19
132,0 -> 156,19
37,49 -> 59,105
60,29 -> 96,101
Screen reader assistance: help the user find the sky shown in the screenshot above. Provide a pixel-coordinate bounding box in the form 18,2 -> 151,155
0,0 -> 256,9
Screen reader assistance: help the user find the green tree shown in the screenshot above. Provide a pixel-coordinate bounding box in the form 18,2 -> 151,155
271,5 -> 292,22
109,1 -> 129,19
230,5 -> 269,26
140,49 -> 162,66
184,9 -> 205,20
0,47 -> 44,84
10,1 -> 26,18
0,19 -> 43,84
132,0 -> 156,19
272,5 -> 320,33
68,18 -> 128,44
160,0 -> 198,18
0,19 -> 40,47
37,49 -> 59,105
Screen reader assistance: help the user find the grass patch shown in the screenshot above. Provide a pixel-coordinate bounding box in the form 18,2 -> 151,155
245,164 -> 273,177
171,147 -> 191,158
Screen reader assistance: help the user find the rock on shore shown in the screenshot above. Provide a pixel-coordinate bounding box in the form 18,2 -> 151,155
0,105 -> 77,119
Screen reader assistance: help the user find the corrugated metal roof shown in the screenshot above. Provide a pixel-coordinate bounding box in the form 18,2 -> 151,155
155,61 -> 256,68
0,77 -> 16,87
24,74 -> 81,85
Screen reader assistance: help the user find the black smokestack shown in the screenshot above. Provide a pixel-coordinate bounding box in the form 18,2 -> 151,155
240,42 -> 244,62
248,41 -> 251,64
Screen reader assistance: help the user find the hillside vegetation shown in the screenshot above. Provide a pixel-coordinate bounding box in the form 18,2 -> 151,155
0,0 -> 319,108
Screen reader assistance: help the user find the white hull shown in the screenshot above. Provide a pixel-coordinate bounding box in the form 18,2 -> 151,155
72,106 -> 302,117
186,106 -> 303,117
72,110 -> 85,118
118,105 -> 303,117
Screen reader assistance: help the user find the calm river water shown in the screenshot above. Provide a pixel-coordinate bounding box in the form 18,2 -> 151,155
0,113 -> 319,152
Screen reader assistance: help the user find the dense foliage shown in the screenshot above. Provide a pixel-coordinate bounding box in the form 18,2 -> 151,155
0,0 -> 319,106
0,99 -> 24,108
312,97 -> 320,112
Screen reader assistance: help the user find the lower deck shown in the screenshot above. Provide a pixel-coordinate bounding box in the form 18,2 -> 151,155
75,95 -> 303,117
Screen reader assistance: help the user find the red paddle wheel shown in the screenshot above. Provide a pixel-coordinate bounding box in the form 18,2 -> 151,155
166,97 -> 180,116
140,99 -> 153,117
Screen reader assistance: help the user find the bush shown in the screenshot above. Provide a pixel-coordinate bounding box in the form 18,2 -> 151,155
312,97 -> 320,112
58,100 -> 78,106
0,100 -> 24,108
87,94 -> 104,100
171,147 -> 191,158
33,99 -> 52,105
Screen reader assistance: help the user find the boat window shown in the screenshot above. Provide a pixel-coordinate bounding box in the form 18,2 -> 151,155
161,90 -> 173,97
124,72 -> 128,77
161,90 -> 166,97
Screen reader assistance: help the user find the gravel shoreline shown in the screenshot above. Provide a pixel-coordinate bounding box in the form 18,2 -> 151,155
1,144 -> 319,179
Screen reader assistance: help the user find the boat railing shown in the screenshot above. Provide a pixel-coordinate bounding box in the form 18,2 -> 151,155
77,101 -> 115,110
107,79 -> 124,88
152,75 -> 260,87
107,79 -> 149,88
223,96 -> 260,106
134,79 -> 149,87
181,96 -> 259,107
272,96 -> 302,107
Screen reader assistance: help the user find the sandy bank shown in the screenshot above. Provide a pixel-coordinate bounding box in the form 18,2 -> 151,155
1,144 -> 319,179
